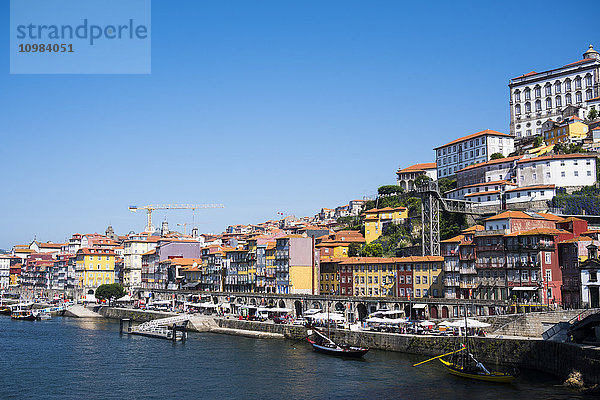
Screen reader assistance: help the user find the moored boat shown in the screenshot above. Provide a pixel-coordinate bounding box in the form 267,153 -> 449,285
11,309 -> 37,321
438,357 -> 516,383
307,329 -> 369,358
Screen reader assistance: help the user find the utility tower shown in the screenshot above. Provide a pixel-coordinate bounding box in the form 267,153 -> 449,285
415,181 -> 484,257
128,204 -> 225,233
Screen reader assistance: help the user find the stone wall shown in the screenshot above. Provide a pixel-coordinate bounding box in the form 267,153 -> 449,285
488,309 -> 584,337
98,306 -> 176,322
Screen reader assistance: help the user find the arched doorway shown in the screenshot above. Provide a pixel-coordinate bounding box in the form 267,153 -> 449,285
442,306 -> 449,319
429,306 -> 438,319
278,300 -> 285,308
87,289 -> 94,295
311,301 -> 322,310
250,298 -> 256,306
294,300 -> 303,317
335,302 -> 344,312
404,305 -> 411,319
357,303 -> 368,321
268,299 -> 274,307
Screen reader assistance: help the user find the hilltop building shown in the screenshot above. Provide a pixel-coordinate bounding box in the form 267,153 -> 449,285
434,130 -> 514,179
509,45 -> 600,140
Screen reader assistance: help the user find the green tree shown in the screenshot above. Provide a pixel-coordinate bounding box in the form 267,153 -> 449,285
360,242 -> 383,257
348,242 -> 361,257
490,152 -> 505,160
414,174 -> 432,187
95,283 -> 126,306
438,178 -> 456,195
533,136 -> 543,147
377,185 -> 404,196
588,108 -> 598,121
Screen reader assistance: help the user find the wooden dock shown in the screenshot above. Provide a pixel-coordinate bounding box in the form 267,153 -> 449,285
120,315 -> 190,341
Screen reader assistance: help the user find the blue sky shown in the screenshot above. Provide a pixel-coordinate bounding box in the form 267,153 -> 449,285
1,0 -> 598,248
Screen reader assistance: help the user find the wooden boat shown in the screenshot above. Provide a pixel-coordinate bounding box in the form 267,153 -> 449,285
35,311 -> 52,320
0,306 -> 12,316
11,309 -> 36,320
307,329 -> 369,358
414,308 -> 518,383
439,355 -> 516,383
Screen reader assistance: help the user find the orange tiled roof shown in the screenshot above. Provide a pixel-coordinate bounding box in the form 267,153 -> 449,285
559,236 -> 593,244
505,184 -> 555,192
435,129 -> 513,150
441,235 -> 464,243
517,153 -> 593,164
397,162 -> 437,174
485,210 -> 545,221
457,155 -> 522,173
504,228 -> 569,237
557,217 -> 587,223
462,225 -> 484,233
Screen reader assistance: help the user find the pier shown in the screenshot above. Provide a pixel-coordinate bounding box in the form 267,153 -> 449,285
121,315 -> 190,341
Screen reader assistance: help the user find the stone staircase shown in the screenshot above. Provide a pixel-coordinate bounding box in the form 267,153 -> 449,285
489,309 -> 584,338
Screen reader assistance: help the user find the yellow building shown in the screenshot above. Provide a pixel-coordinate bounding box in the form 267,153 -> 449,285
341,257 -> 397,298
319,257 -> 343,295
265,242 -> 276,293
75,248 -> 115,291
363,207 -> 408,243
408,256 -> 444,298
543,117 -> 589,145
316,230 -> 365,258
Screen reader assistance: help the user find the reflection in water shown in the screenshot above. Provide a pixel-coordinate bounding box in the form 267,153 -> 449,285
0,317 -> 583,400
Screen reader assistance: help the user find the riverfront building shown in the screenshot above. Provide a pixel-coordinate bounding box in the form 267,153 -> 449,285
509,45 -> 600,140
75,247 -> 116,293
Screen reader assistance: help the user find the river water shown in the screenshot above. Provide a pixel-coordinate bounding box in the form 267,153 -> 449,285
0,316 -> 583,400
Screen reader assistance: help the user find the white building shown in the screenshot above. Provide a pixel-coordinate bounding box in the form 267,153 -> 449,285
509,45 -> 600,140
516,154 -> 596,189
580,243 -> 600,308
396,162 -> 437,191
0,255 -> 11,289
123,234 -> 159,289
435,130 -> 515,179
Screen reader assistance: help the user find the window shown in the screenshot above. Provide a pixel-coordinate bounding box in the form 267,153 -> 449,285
588,171 -> 592,176
534,86 -> 541,98
586,89 -> 593,100
590,271 -> 598,282
575,171 -> 579,177
525,102 -> 531,113
566,94 -> 572,104
415,289 -> 421,297
545,84 -> 551,96
545,252 -> 551,264
423,276 -> 428,284
565,80 -> 572,91
546,269 -> 552,281
415,276 -> 420,284
546,172 -> 551,178
521,270 -> 529,281
575,77 -> 582,89
561,171 -> 565,177
514,91 -> 521,101
554,81 -> 561,94
525,88 -> 531,100
586,75 -> 592,87
555,96 -> 562,107
546,98 -> 552,108
576,92 -> 582,103
535,100 -> 541,111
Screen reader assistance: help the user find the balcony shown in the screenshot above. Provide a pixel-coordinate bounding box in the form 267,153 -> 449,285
477,244 -> 504,251
459,267 -> 477,275
443,265 -> 460,272
459,282 -> 478,289
459,253 -> 476,261
443,279 -> 460,287
476,262 -> 505,269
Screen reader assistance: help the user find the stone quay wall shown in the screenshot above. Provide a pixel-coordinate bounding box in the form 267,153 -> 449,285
95,308 -> 600,385
217,319 -> 600,385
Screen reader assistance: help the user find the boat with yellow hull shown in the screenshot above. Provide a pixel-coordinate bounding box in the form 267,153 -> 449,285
439,358 -> 516,383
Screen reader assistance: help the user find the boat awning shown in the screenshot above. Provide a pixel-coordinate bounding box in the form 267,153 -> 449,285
412,304 -> 427,309
511,287 -> 538,291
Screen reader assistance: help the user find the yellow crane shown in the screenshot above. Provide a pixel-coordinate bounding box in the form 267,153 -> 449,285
128,204 -> 225,233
